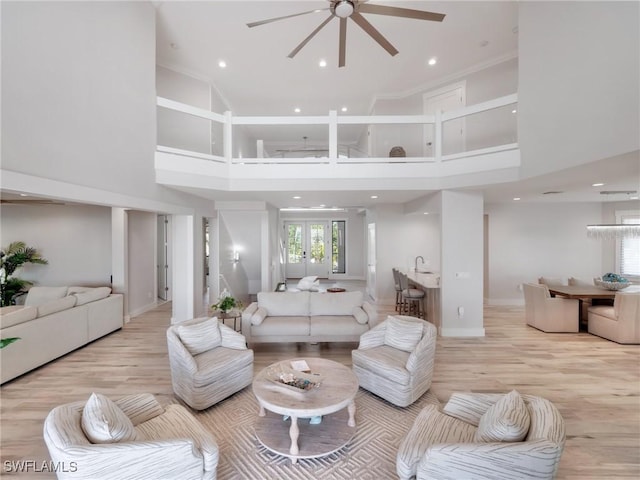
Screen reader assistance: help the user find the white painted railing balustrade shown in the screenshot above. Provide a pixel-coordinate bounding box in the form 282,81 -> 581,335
156,93 -> 519,167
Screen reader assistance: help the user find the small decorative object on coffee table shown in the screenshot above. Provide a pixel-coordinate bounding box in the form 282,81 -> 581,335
252,358 -> 358,464
327,287 -> 346,293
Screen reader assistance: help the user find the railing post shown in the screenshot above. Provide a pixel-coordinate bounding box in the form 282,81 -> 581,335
434,110 -> 442,162
329,110 -> 338,162
224,111 -> 232,163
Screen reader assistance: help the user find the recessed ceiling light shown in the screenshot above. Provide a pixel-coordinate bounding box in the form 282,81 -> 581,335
319,204 -> 326,207
423,212 -> 429,215
592,183 -> 604,187
513,197 -> 521,201
427,57 -> 437,66
370,195 -> 378,199
294,107 -> 301,113
218,60 -> 227,68
292,195 -> 301,199
512,109 -> 517,114
631,196 -> 639,200
319,59 -> 327,68
341,106 -> 348,112
19,193 -> 29,197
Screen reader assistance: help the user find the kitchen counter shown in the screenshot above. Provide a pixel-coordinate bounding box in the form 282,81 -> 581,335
401,270 -> 441,329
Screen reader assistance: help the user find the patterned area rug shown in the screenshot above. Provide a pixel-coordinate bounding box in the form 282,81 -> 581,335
192,388 -> 440,479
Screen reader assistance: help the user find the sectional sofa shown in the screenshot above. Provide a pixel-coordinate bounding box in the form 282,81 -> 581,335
0,286 -> 124,384
241,290 -> 376,344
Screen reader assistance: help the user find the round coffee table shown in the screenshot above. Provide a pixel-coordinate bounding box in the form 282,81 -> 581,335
252,358 -> 358,464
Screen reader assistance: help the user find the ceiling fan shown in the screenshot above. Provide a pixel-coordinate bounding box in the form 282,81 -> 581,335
247,0 -> 445,67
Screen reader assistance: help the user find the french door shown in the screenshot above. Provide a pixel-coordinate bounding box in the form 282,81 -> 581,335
284,221 -> 330,279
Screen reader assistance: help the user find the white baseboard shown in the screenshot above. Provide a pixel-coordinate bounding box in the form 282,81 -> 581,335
440,327 -> 486,337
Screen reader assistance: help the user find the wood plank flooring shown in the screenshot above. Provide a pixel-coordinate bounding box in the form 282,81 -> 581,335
1,302 -> 639,479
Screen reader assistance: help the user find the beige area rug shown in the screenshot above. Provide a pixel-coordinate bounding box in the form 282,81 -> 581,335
192,388 -> 440,479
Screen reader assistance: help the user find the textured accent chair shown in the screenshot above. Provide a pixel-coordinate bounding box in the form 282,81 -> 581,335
588,292 -> 640,344
351,315 -> 437,407
43,393 -> 219,480
397,392 -> 566,480
523,283 -> 579,333
167,317 -> 254,410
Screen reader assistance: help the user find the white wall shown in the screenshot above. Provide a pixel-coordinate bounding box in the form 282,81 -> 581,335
218,210 -> 263,295
518,1 -> 640,177
1,204 -> 112,287
1,1 -> 212,210
127,210 -> 157,316
485,201 -> 604,304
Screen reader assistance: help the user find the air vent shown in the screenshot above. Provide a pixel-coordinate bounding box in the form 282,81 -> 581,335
542,191 -> 563,195
600,190 -> 637,195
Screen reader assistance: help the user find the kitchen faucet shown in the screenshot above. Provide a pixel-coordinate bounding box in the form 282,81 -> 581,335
415,256 -> 425,272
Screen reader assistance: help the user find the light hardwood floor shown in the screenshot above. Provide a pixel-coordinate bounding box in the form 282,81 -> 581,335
1,302 -> 639,479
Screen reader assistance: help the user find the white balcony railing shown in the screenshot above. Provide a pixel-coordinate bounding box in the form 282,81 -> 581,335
156,93 -> 519,167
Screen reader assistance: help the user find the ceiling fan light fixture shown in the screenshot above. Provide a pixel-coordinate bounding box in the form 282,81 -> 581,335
334,1 -> 354,18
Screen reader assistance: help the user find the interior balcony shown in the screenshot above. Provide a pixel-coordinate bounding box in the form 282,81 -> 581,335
155,94 -> 520,194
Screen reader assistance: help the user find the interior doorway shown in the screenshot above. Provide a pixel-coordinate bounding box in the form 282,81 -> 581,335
284,220 -> 331,279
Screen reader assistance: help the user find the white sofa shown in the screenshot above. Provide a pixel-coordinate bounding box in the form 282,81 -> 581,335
241,290 -> 375,344
0,286 -> 124,384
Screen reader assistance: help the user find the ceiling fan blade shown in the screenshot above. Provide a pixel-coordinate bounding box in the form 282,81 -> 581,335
350,12 -> 398,57
358,4 -> 445,22
288,15 -> 334,58
339,17 -> 347,67
247,7 -> 330,28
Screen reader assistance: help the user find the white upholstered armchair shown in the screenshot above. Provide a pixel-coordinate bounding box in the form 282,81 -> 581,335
588,292 -> 640,344
351,315 -> 437,407
43,393 -> 219,480
167,317 -> 254,410
397,391 -> 566,480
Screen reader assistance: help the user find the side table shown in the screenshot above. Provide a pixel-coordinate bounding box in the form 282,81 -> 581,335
214,309 -> 242,332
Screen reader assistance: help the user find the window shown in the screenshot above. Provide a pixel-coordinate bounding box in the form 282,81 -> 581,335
617,212 -> 640,277
332,220 -> 346,274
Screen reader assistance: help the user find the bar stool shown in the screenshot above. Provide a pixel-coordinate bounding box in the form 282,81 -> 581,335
398,271 -> 426,319
392,268 -> 403,312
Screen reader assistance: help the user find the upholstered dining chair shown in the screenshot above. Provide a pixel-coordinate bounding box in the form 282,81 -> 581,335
351,315 -> 437,407
523,283 -> 579,333
397,391 -> 566,480
167,316 -> 254,410
43,392 -> 219,480
588,292 -> 640,344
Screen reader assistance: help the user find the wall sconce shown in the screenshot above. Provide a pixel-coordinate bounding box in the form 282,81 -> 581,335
233,250 -> 240,263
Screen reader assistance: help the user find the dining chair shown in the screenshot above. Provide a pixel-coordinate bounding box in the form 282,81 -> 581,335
392,268 -> 403,312
588,292 -> 640,344
523,283 -> 579,333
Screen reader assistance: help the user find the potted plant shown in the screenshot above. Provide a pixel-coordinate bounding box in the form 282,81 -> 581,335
211,289 -> 243,315
0,241 -> 48,307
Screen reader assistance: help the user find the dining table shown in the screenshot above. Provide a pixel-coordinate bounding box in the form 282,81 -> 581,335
546,284 -> 640,325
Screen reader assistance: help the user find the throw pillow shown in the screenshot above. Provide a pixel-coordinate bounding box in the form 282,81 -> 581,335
72,286 -> 112,306
251,307 -> 268,326
475,390 -> 530,442
297,276 -> 319,291
384,315 -> 423,352
176,318 -> 221,355
81,393 -> 137,444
